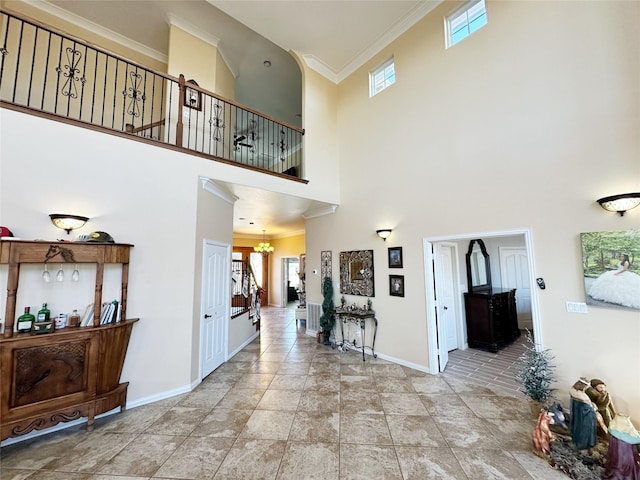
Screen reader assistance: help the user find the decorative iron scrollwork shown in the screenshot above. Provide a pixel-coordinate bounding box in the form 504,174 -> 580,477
279,129 -> 287,161
209,102 -> 225,142
56,47 -> 85,98
123,71 -> 146,117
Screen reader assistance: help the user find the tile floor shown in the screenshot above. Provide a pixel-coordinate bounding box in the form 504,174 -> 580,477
0,307 -> 568,480
442,335 -> 528,396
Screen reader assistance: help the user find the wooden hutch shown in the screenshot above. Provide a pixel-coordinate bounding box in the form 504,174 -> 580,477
0,240 -> 138,441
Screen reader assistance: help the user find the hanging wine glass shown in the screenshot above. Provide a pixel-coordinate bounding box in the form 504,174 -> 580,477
56,264 -> 64,282
72,264 -> 80,282
42,264 -> 51,283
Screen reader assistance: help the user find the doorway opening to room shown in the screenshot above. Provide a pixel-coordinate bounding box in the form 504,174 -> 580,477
282,257 -> 300,307
423,229 -> 541,383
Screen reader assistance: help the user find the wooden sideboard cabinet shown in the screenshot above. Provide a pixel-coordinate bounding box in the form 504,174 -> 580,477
464,288 -> 520,353
0,240 -> 138,441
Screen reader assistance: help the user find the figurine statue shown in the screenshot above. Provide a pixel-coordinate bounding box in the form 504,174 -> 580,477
532,409 -> 557,455
569,377 -> 597,451
603,414 -> 640,480
585,378 -> 616,428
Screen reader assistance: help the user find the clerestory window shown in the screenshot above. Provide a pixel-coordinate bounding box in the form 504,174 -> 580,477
445,0 -> 487,48
369,57 -> 395,97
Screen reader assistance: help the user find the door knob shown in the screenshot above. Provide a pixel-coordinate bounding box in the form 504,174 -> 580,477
443,306 -> 448,310
204,314 -> 212,318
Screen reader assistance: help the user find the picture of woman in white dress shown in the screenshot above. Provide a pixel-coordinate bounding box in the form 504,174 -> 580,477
588,253 -> 640,309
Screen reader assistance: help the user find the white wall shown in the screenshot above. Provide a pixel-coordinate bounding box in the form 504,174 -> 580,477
304,0 -> 640,421
0,109 -> 265,404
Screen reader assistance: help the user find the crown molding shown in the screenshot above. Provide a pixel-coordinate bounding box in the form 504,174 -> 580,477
166,13 -> 220,49
166,13 -> 238,79
304,0 -> 441,84
303,204 -> 338,220
31,0 -> 167,64
200,177 -> 238,205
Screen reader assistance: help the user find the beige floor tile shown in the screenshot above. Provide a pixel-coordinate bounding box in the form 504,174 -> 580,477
276,442 -> 339,480
239,410 -> 296,440
339,443 -> 402,479
304,373 -> 341,391
374,376 -> 416,393
213,438 -> 286,480
40,431 -> 135,473
269,374 -> 308,390
216,388 -> 265,410
395,445 -> 469,480
340,389 -> 383,414
145,406 -> 211,435
386,415 -> 447,447
432,417 -> 502,449
95,434 -> 185,477
452,447 -> 533,479
153,436 -> 234,479
256,389 -> 302,411
288,412 -> 340,443
190,408 -> 253,438
340,413 -> 392,445
298,390 -> 340,412
419,393 -> 476,417
379,392 -> 429,416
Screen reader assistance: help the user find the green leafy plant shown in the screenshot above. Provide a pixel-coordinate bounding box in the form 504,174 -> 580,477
515,330 -> 556,404
319,276 -> 335,344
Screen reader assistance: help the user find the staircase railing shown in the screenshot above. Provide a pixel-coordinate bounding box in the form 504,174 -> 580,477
0,10 -> 304,179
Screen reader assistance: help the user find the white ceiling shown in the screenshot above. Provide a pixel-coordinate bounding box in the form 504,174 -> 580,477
31,0 -> 441,238
209,1 -> 441,82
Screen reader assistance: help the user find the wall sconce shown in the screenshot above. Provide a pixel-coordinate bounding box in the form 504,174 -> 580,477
596,193 -> 640,216
376,229 -> 392,241
49,214 -> 89,234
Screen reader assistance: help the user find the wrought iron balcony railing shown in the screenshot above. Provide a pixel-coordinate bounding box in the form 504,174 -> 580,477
0,10 -> 304,179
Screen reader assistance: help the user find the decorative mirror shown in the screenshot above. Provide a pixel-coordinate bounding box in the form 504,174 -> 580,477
466,239 -> 491,293
340,250 -> 374,296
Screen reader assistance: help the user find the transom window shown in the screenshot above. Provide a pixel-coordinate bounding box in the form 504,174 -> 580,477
445,0 -> 487,48
369,57 -> 395,97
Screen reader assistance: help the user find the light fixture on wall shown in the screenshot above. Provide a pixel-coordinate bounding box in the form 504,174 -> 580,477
376,229 -> 392,241
49,214 -> 89,234
254,230 -> 275,256
596,192 -> 640,216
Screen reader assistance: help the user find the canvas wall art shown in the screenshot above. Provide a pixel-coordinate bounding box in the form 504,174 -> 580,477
580,229 -> 640,311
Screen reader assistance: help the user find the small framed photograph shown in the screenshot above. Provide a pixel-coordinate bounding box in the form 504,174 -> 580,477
184,79 -> 202,111
389,275 -> 405,297
388,247 -> 403,268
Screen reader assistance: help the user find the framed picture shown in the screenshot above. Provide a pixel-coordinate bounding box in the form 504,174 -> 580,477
388,247 -> 403,268
184,79 -> 202,111
321,250 -> 332,281
389,275 -> 404,297
580,229 -> 640,311
340,250 -> 374,296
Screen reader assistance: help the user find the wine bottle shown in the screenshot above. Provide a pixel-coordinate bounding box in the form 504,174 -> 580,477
17,306 -> 35,333
37,303 -> 50,322
68,309 -> 81,327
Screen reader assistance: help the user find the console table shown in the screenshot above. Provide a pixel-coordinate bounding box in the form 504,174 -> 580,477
334,308 -> 378,361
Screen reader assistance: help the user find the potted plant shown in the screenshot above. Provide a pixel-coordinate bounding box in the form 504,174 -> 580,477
515,330 -> 556,417
319,276 -> 335,345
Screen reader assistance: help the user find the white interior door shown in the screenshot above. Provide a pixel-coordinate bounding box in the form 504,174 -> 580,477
201,240 -> 229,378
433,243 -> 460,371
499,247 -> 532,329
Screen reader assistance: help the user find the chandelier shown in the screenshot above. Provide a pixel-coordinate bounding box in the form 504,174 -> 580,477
254,230 -> 274,255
